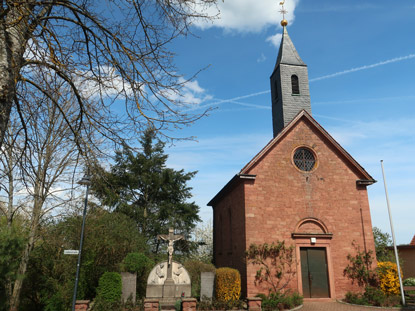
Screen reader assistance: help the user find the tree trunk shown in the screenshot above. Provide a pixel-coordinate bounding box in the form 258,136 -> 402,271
9,186 -> 44,311
0,24 -> 16,149
0,5 -> 28,149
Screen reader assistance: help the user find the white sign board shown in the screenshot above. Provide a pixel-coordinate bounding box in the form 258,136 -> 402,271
64,250 -> 79,255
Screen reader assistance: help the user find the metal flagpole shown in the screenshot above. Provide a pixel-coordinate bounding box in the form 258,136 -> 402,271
380,160 -> 405,306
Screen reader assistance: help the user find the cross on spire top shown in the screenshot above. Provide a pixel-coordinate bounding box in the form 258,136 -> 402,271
279,0 -> 288,26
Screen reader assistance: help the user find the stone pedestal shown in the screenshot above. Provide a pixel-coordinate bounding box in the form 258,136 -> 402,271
182,298 -> 197,311
247,297 -> 262,311
144,299 -> 160,311
146,261 -> 191,306
75,300 -> 90,311
163,278 -> 176,298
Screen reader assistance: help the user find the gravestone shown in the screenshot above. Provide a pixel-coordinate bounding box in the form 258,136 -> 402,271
121,272 -> 137,303
146,228 -> 192,306
200,272 -> 215,301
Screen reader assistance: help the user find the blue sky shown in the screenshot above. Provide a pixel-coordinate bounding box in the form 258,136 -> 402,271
162,0 -> 415,245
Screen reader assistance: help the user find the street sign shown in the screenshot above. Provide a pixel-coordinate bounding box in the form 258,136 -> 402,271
64,250 -> 79,255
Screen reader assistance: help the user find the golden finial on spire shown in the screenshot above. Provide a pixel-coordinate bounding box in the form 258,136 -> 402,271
279,1 -> 288,26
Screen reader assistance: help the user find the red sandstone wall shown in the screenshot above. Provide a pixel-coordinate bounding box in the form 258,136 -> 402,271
240,118 -> 376,299
400,249 -> 415,278
213,181 -> 248,297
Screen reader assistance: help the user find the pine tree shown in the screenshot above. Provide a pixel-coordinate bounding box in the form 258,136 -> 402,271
92,128 -> 200,252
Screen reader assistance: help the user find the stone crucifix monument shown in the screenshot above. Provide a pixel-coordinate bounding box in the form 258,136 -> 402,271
146,228 -> 191,306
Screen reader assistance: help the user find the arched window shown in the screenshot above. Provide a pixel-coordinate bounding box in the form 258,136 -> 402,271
291,75 -> 299,95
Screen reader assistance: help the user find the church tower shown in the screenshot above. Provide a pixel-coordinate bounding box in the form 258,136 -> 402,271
271,21 -> 311,137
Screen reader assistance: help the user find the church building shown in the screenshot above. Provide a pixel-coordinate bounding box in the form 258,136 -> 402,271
208,21 -> 377,300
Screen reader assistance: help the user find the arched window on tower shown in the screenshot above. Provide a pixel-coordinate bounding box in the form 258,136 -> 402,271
291,75 -> 300,95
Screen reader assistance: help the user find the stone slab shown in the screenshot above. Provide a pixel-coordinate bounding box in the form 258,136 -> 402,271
121,272 -> 136,303
200,271 -> 215,300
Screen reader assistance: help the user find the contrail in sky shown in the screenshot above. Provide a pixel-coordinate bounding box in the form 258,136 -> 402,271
309,54 -> 415,82
209,53 -> 415,107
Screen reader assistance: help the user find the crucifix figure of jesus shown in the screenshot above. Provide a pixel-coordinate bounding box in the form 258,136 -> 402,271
158,228 -> 183,266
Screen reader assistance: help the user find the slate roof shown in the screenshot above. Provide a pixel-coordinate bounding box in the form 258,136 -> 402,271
274,26 -> 306,71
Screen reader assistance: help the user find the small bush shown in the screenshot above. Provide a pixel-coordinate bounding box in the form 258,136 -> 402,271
96,272 -> 122,303
215,267 -> 241,302
344,291 -> 369,306
403,277 -> 415,286
363,286 -> 386,306
343,247 -> 378,288
344,286 -> 401,308
260,291 -> 303,311
377,261 -> 401,295
197,299 -> 244,311
121,252 -> 154,274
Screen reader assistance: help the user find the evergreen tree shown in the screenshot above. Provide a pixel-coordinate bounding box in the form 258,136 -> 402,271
92,128 -> 200,252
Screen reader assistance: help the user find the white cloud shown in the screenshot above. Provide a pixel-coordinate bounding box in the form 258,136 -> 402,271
266,33 -> 282,47
257,53 -> 267,63
193,0 -> 299,33
161,77 -> 213,107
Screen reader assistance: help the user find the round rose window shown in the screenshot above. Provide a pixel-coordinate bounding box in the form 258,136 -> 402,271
293,148 -> 316,171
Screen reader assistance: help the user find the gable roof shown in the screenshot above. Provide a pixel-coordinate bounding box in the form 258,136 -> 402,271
240,110 -> 375,182
208,110 -> 375,207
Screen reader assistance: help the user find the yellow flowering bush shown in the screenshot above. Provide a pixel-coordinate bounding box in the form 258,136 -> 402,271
377,261 -> 401,295
215,267 -> 241,301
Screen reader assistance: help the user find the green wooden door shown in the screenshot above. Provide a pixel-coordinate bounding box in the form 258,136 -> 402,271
300,247 -> 330,298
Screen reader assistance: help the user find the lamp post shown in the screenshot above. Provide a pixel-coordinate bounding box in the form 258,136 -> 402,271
71,174 -> 91,311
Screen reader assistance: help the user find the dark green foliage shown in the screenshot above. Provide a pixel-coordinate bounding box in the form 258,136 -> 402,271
246,241 -> 295,293
373,227 -> 395,262
197,299 -> 245,311
175,299 -> 182,311
257,292 -> 303,311
91,128 -> 201,252
18,209 -> 148,311
343,244 -> 401,307
404,278 -> 415,286
96,272 -> 122,302
0,221 -> 26,310
343,245 -> 379,288
121,252 -> 154,298
344,287 -> 401,307
93,299 -> 122,311
121,252 -> 154,274
183,259 -> 216,299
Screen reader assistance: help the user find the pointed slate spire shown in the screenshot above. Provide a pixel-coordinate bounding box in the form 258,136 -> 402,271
275,26 -> 306,68
270,26 -> 311,137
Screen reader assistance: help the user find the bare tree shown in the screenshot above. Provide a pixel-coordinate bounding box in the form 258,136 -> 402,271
0,71 -> 85,311
0,0 -> 218,151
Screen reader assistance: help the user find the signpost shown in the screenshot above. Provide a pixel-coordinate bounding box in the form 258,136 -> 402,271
64,250 -> 80,255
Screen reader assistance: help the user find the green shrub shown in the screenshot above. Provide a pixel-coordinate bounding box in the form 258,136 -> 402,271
94,299 -> 122,311
404,277 -> 415,286
215,268 -> 241,302
260,291 -> 303,311
344,286 -> 401,307
344,291 -> 369,306
121,252 -> 154,298
96,272 -> 122,303
363,286 -> 386,306
121,252 -> 153,274
197,299 -> 244,311
183,259 -> 215,299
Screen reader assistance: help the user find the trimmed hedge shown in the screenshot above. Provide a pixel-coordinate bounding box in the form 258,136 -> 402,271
215,267 -> 241,302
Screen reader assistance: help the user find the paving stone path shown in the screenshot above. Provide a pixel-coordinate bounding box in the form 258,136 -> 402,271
301,301 -> 415,311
